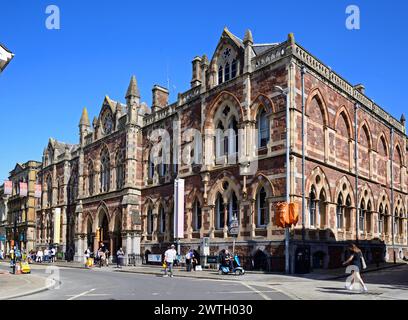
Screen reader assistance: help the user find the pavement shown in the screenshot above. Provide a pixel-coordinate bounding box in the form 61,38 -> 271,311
0,259 -> 407,300
0,265 -> 56,300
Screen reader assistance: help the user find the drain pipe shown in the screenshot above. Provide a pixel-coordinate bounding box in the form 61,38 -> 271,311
275,85 -> 290,274
354,103 -> 359,242
390,127 -> 396,263
301,66 -> 306,243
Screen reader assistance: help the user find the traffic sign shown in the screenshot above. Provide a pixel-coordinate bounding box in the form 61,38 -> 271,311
229,216 -> 239,236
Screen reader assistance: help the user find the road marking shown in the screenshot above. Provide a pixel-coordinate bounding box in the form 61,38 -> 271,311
67,288 -> 96,300
214,290 -> 278,294
241,282 -> 271,300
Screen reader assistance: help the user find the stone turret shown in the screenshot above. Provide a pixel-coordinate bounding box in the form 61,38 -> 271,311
79,107 -> 91,146
243,29 -> 254,74
126,75 -> 140,125
401,114 -> 406,127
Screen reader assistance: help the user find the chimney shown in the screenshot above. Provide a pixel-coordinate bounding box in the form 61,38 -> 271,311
152,85 -> 169,113
191,56 -> 202,87
354,84 -> 365,94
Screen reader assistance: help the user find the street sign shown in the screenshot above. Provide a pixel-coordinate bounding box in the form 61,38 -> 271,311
229,216 -> 239,236
147,254 -> 162,263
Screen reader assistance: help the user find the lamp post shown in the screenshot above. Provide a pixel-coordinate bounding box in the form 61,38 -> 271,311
275,85 -> 290,274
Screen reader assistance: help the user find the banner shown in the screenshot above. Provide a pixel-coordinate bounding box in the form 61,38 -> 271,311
4,180 -> 12,195
34,184 -> 42,198
53,208 -> 61,244
19,182 -> 28,197
174,178 -> 185,239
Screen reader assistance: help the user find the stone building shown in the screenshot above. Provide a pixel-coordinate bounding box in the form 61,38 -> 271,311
5,28 -> 406,271
4,161 -> 41,252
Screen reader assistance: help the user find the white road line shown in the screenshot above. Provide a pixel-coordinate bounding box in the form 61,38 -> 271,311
241,282 -> 271,300
67,288 -> 96,300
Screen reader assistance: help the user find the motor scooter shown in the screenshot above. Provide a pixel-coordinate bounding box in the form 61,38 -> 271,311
218,255 -> 245,275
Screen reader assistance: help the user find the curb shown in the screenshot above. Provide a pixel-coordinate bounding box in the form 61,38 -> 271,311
0,277 -> 57,300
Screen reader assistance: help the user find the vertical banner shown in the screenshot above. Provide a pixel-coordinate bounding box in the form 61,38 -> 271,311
34,184 -> 42,198
4,180 -> 12,195
53,208 -> 61,244
19,182 -> 28,197
174,178 -> 185,239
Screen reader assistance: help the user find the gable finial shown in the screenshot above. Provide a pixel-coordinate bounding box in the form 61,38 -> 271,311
126,75 -> 140,99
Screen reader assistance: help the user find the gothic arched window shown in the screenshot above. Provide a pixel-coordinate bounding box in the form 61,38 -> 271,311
256,187 -> 268,227
336,194 -> 344,229
116,152 -> 125,189
147,208 -> 153,234
309,187 -> 317,227
88,161 -> 94,196
257,108 -> 270,148
159,206 -> 166,234
193,199 -> 202,231
216,193 -> 224,229
46,175 -> 52,206
100,149 -> 110,192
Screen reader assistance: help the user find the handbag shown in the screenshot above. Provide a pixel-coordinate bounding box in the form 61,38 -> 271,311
361,254 -> 367,270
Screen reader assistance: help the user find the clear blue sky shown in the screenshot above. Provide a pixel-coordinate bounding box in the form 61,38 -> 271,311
1,0 -> 407,180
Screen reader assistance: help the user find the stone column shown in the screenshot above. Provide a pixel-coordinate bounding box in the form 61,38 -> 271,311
125,232 -> 132,265
223,203 -> 228,238
61,206 -> 67,254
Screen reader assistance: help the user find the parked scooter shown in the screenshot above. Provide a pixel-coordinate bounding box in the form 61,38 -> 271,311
218,255 -> 245,275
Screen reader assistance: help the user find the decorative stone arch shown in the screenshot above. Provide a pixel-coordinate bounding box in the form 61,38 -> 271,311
207,172 -> 242,205
82,211 -> 94,234
357,120 -> 373,150
334,176 -> 355,207
394,143 -> 404,166
186,187 -> 204,210
334,106 -> 353,138
305,88 -> 329,127
358,184 -> 375,206
249,173 -> 275,201
94,201 -> 111,231
250,93 -> 275,120
204,91 -> 244,130
109,207 -> 123,233
376,132 -> 389,157
305,167 -> 332,203
377,190 -> 391,212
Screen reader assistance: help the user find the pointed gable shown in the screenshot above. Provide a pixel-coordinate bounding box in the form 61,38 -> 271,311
210,27 -> 244,67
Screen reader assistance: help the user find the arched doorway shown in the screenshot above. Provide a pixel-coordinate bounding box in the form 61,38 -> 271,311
86,219 -> 93,249
253,250 -> 268,271
97,211 -> 110,252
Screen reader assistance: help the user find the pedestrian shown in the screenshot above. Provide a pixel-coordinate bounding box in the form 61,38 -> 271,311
185,249 -> 193,272
44,247 -> 49,263
36,248 -> 43,263
0,249 -> 4,260
84,247 -> 91,268
116,247 -> 125,268
163,244 -> 177,277
51,247 -> 56,263
342,243 -> 368,292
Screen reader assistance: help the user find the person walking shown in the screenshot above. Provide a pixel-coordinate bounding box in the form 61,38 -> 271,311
163,244 -> 177,277
36,248 -> 43,263
343,243 -> 368,292
50,247 -> 56,263
84,247 -> 91,268
116,248 -> 125,268
185,249 -> 193,272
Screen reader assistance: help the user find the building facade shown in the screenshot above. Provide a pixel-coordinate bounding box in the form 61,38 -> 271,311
4,28 -> 408,271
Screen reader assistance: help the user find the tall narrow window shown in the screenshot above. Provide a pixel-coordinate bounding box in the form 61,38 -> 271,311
309,188 -> 316,227
359,200 -> 365,232
231,59 -> 237,78
148,154 -> 155,179
228,192 -> 238,227
384,206 -> 389,235
116,152 -> 125,189
215,122 -> 225,159
147,208 -> 153,234
336,194 -> 344,229
216,193 -> 224,229
394,208 -> 398,236
379,204 -> 384,234
46,175 -> 52,206
88,161 -> 94,196
319,190 -> 327,227
345,196 -> 352,231
100,149 -> 110,192
193,200 -> 202,231
218,65 -> 223,85
228,117 -> 238,159
224,62 -> 230,81
257,187 -> 268,227
159,206 -> 166,233
257,108 -> 269,148
366,201 -> 372,233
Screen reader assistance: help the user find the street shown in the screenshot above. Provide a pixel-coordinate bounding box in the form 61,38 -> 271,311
0,263 -> 290,300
